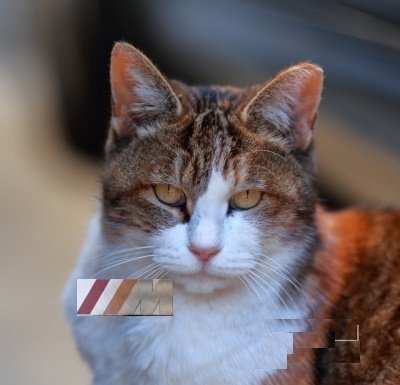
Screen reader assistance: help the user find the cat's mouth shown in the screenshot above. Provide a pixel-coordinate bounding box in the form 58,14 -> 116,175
165,261 -> 250,281
185,266 -> 216,280
173,270 -> 232,294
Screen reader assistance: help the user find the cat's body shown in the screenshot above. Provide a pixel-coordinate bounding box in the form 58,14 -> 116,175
64,213 -> 308,385
317,208 -> 400,384
63,43 -> 400,385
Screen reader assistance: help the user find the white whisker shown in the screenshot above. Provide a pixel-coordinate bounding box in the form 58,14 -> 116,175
252,264 -> 297,307
250,149 -> 287,161
143,265 -> 166,279
96,252 -> 154,270
94,254 -> 156,276
158,269 -> 169,279
253,253 -> 315,315
129,262 -> 158,279
89,245 -> 156,261
248,270 -> 291,314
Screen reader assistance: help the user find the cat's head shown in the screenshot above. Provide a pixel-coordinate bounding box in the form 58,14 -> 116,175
101,42 -> 323,294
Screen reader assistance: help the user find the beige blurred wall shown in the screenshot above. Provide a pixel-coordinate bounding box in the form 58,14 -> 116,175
0,39 -> 94,385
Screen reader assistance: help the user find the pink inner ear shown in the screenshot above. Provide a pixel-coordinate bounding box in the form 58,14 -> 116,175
291,69 -> 323,149
242,63 -> 323,151
110,46 -> 140,127
109,43 -> 181,136
297,70 -> 322,128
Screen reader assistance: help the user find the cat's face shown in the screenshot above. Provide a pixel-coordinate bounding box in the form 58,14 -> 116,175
101,43 -> 323,294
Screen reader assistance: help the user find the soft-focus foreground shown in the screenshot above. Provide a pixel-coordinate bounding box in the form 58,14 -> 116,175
0,56 -> 93,384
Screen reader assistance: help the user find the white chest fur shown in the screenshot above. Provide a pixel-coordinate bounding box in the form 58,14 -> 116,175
63,215 -> 308,385
120,288 -> 301,385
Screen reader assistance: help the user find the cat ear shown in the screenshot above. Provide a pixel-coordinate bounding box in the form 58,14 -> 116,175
109,42 -> 182,138
242,63 -> 323,151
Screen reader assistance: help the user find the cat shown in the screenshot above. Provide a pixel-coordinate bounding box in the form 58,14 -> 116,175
63,42 -> 400,385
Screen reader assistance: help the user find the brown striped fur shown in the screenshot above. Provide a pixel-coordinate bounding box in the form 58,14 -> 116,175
101,42 -> 400,384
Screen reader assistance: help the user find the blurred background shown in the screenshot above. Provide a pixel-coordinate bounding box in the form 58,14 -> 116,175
0,0 -> 399,384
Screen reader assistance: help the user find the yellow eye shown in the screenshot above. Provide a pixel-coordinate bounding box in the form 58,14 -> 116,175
231,190 -> 262,210
154,184 -> 186,207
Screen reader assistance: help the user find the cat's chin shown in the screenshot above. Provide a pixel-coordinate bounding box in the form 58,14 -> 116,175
173,271 -> 235,294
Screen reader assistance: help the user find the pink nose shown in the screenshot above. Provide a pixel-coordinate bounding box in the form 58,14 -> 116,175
189,246 -> 221,263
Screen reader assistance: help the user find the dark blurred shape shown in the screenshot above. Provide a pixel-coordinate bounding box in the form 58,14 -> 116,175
52,1 -> 150,157
337,0 -> 400,24
53,0 -> 400,155
50,0 -> 400,206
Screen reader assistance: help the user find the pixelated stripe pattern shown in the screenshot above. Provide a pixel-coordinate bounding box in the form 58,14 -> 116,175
77,279 -> 173,316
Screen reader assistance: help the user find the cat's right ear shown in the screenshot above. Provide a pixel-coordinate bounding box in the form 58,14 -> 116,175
241,63 -> 323,152
108,42 -> 181,143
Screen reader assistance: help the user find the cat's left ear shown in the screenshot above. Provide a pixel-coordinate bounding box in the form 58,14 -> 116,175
109,42 -> 182,140
241,63 -> 323,151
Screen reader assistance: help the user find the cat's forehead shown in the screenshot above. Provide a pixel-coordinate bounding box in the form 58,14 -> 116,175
105,84 -> 292,200
177,111 -> 235,195
158,86 -> 254,194
186,85 -> 244,111
173,85 -> 251,154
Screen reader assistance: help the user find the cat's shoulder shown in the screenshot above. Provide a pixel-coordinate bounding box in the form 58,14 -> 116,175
314,205 -> 400,314
318,205 -> 400,258
316,207 -> 400,383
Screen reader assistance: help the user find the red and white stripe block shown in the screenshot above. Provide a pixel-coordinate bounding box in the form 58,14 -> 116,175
77,279 -> 173,316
